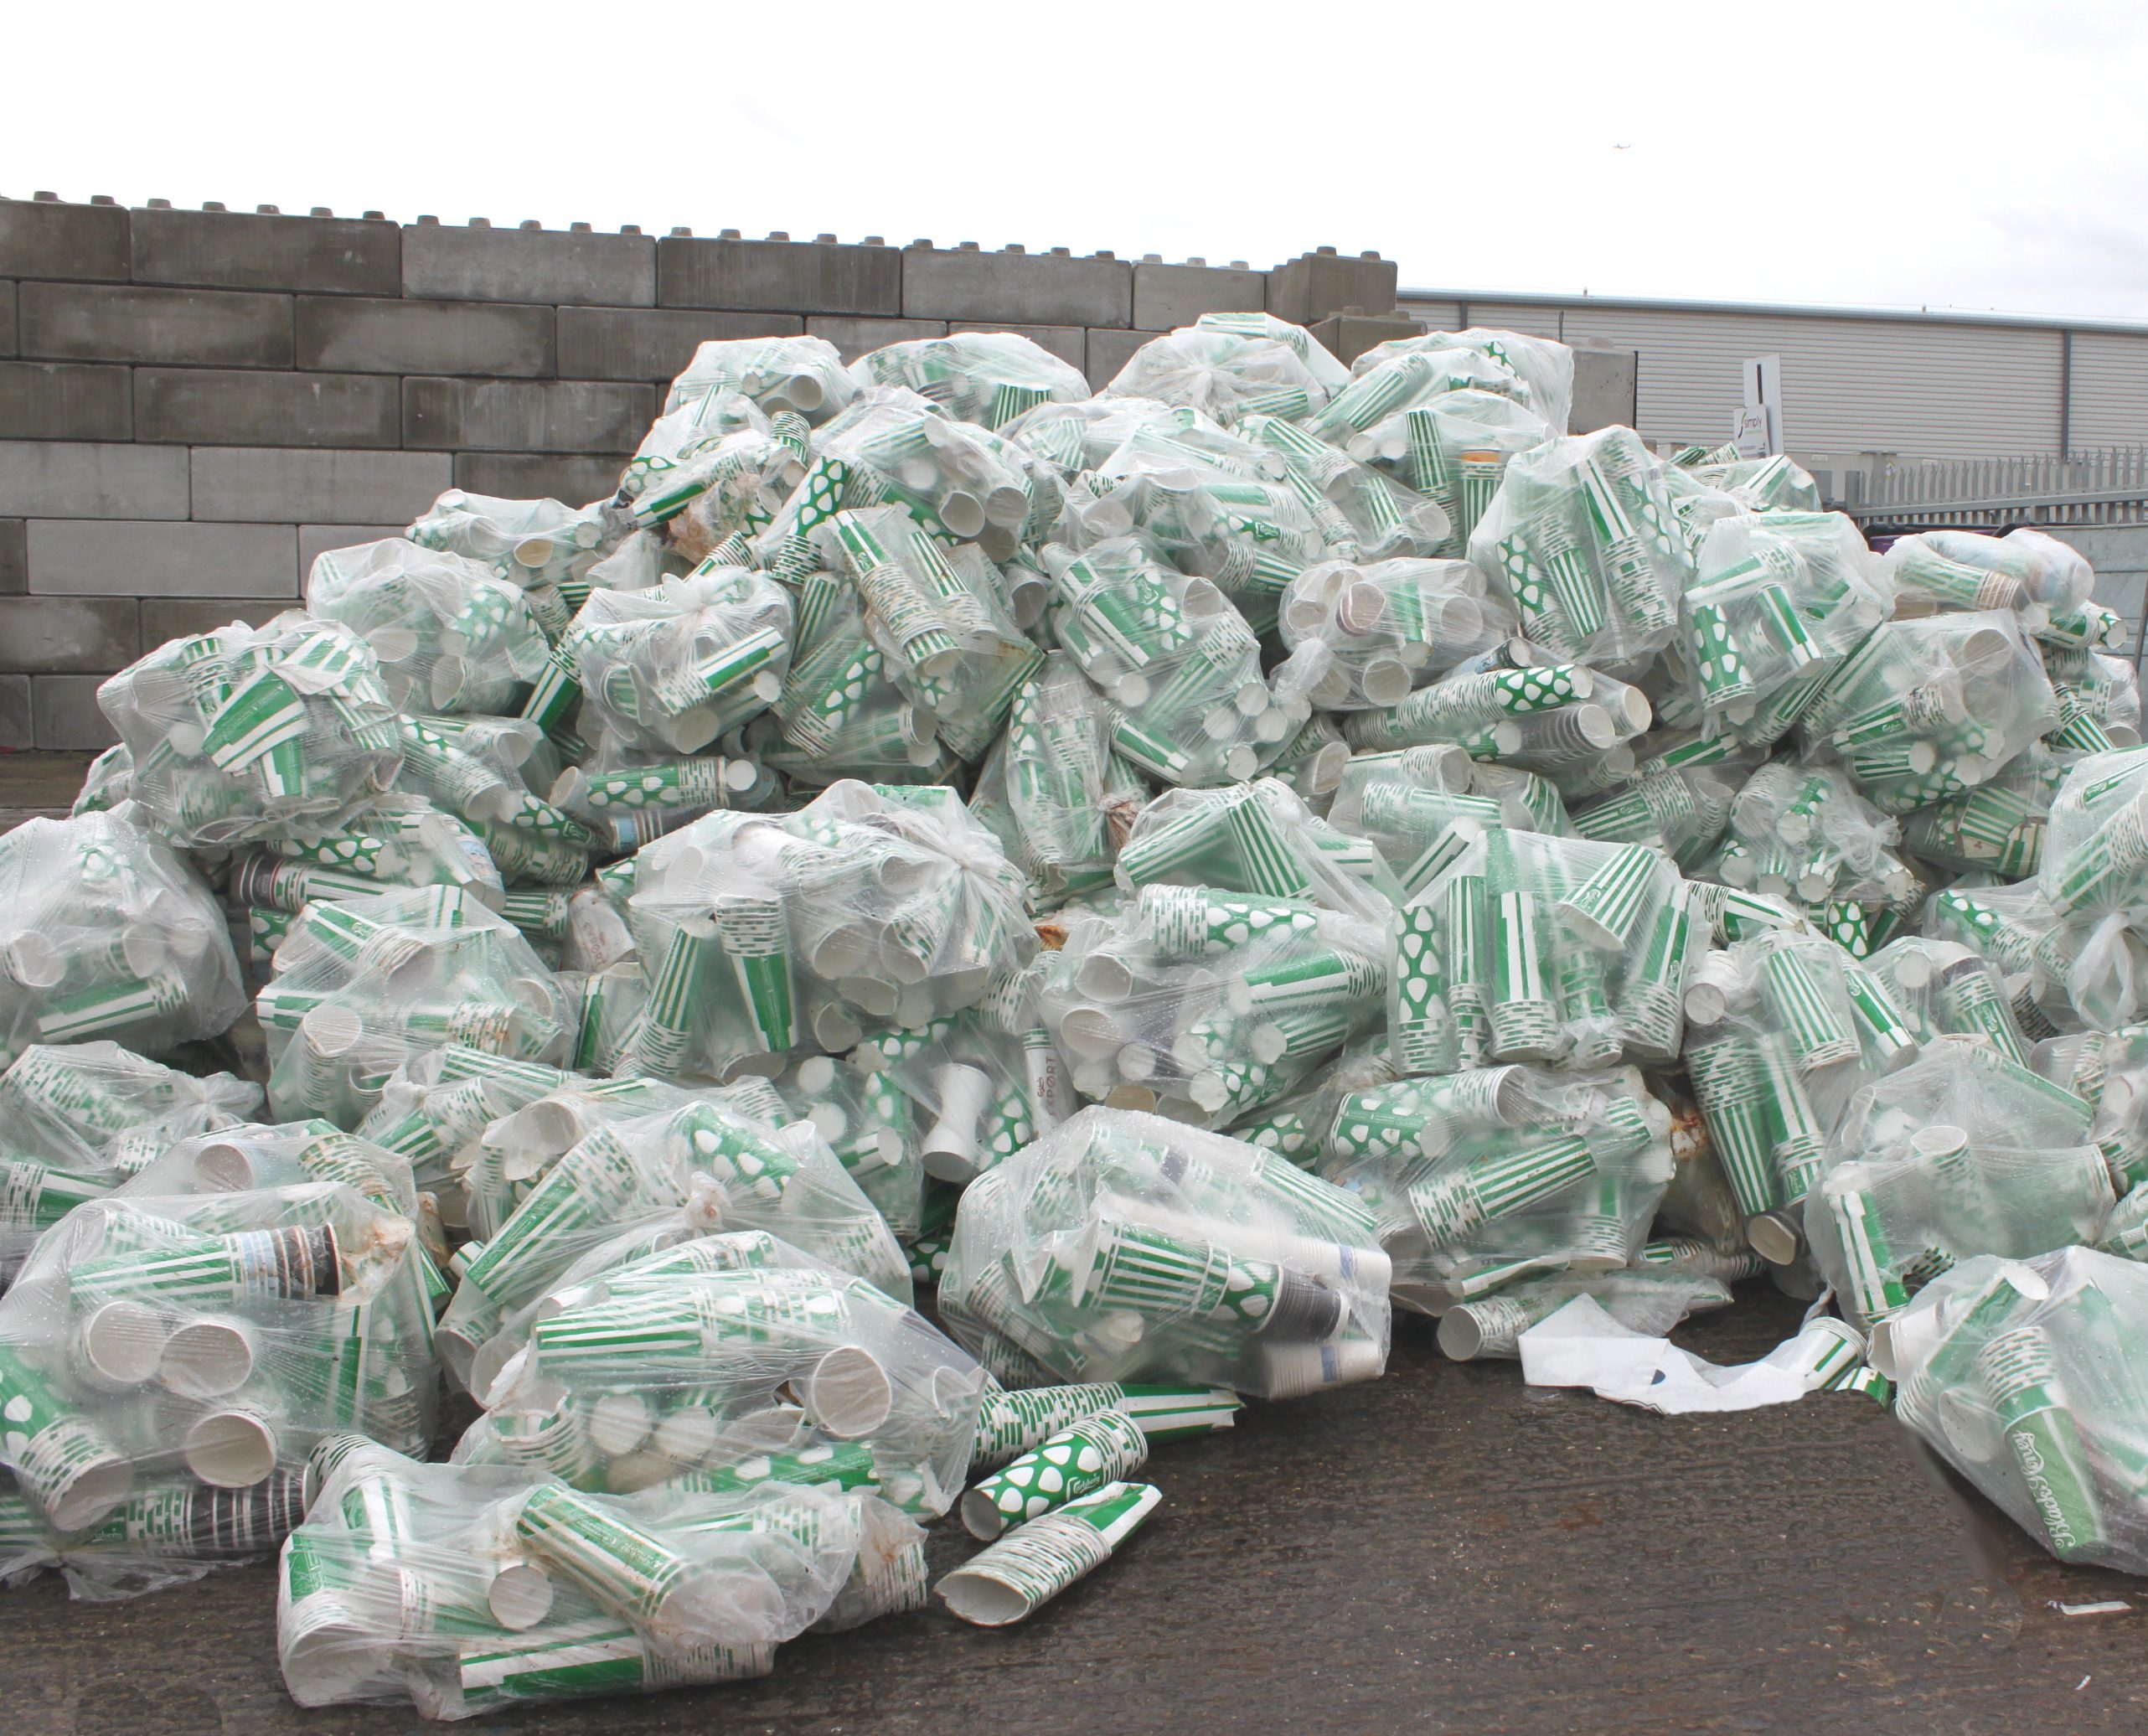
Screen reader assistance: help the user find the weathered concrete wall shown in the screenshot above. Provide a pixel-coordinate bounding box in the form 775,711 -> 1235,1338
0,195 -> 1634,750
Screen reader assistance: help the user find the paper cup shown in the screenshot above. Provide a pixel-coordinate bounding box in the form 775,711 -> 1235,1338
805,1346 -> 893,1439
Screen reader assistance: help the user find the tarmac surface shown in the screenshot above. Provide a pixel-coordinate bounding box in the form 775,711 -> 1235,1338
4,750 -> 2147,1733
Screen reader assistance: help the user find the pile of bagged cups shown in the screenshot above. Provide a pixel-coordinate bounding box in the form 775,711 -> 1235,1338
3,311 -> 2148,1712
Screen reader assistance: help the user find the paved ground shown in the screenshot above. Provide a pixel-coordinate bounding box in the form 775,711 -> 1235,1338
8,1290 -> 2148,1736
7,751 -> 2147,1730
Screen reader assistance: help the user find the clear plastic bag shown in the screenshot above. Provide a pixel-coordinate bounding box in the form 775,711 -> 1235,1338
1883,527 -> 2093,632
97,616 -> 405,849
664,333 -> 858,423
622,395 -> 810,560
1113,778 -> 1401,922
850,332 -> 1089,431
1234,413 -> 1454,563
407,491 -> 626,594
1346,328 -> 1574,435
1102,327 -> 1338,428
0,810 -> 246,1069
1694,762 -> 1918,944
939,1106 -> 1392,1398
1270,557 -> 1511,712
2040,745 -> 2148,921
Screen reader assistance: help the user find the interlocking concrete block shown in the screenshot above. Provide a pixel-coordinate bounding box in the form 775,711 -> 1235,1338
0,199 -> 129,282
1133,263 -> 1268,333
1267,250 -> 1399,323
403,225 -> 654,307
33,675 -> 118,749
904,248 -> 1133,328
0,363 -> 132,440
2049,526 -> 2148,576
142,597 -> 297,645
1,282 -> 15,358
0,519 -> 23,595
1306,313 -> 1422,366
295,297 -> 555,377
453,452 -> 626,505
555,307 -> 803,383
0,673 -> 28,747
658,236 -> 901,317
298,524 -> 410,576
0,597 -> 141,673
18,283 -> 293,367
1083,328 -> 1164,391
404,378 -> 653,453
132,208 -> 399,296
947,322 -> 1086,370
189,447 -> 452,524
0,441 -> 189,519
1570,344 -> 1638,434
806,316 -> 947,362
28,520 -> 297,599
134,369 -> 399,448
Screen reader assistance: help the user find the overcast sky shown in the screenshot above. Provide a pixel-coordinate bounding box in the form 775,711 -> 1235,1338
12,0 -> 2148,322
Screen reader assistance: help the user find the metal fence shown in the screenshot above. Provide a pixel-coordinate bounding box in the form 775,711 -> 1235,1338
1848,446 -> 2148,527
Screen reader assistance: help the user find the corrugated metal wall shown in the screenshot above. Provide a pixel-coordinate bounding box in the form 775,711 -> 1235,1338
1403,293 -> 2148,461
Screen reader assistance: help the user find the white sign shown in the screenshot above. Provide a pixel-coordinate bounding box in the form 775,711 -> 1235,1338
1730,406 -> 1770,460
1741,354 -> 1784,455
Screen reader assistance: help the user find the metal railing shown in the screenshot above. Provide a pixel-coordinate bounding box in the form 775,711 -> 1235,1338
1847,446 -> 2148,527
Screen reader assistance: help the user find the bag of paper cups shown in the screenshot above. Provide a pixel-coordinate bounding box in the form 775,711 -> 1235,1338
0,1169 -> 438,1594
1676,509 -> 1892,747
1882,527 -> 2094,633
1347,328 -> 1576,435
1857,936 -> 2037,1065
256,886 -> 574,1128
1898,743 -> 2062,880
1883,1246 -> 2148,1571
1335,388 -> 1555,560
556,561 -> 792,757
1039,883 -> 1386,1126
820,505 -> 1041,759
1681,452 -> 1824,512
1342,656 -> 1654,793
939,1106 -> 1392,1398
618,390 -> 810,549
1567,738 -> 1745,868
390,713 -> 591,867
230,796 -> 509,924
755,571 -> 952,786
2037,745 -> 2148,922
1925,877 -> 2146,1036
407,490 -> 623,597
1113,778 -> 1400,923
664,333 -> 856,425
849,332 -> 1089,431
0,1042 -> 261,1280
1314,1062 -> 1673,1312
1002,395 -> 1216,483
1798,609 -> 2058,815
1269,557 -> 1511,713
1390,825 -> 1691,1076
1329,745 -> 1571,901
773,1049 -> 925,1240
1229,411 -> 1454,562
968,653 -> 1146,907
1804,1039 -> 2106,1343
2043,645 -> 2141,757
1101,323 -> 1340,428
96,616 -> 404,850
1697,762 -> 1918,945
551,744 -> 777,859
1435,1258 -> 1736,1359
305,539 -> 554,717
0,810 -> 246,1070
281,1443 -> 911,1718
1466,427 -> 1691,674
460,1241 -> 984,1512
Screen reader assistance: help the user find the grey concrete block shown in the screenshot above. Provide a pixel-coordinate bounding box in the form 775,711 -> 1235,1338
556,307 -> 804,383
0,518 -> 22,595
33,674 -> 118,749
298,524 -> 410,576
0,363 -> 132,440
142,597 -> 297,645
134,368 -> 399,448
1570,344 -> 1639,435
296,297 -> 554,377
0,199 -> 129,282
0,441 -> 189,519
904,249 -> 1133,329
0,597 -> 140,673
806,316 -> 947,362
1,282 -> 14,359
132,209 -> 399,296
658,236 -> 901,316
28,519 -> 297,599
947,322 -> 1086,371
189,447 -> 452,524
0,674 -> 28,748
404,378 -> 653,453
2048,526 -> 2148,575
453,452 -> 626,505
1267,251 -> 1399,323
1307,313 -> 1422,367
1083,328 -> 1165,391
19,283 -> 292,368
1133,264 -> 1268,333
403,226 -> 654,307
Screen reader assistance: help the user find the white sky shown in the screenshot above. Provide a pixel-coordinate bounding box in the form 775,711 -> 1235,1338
12,0 -> 2148,322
